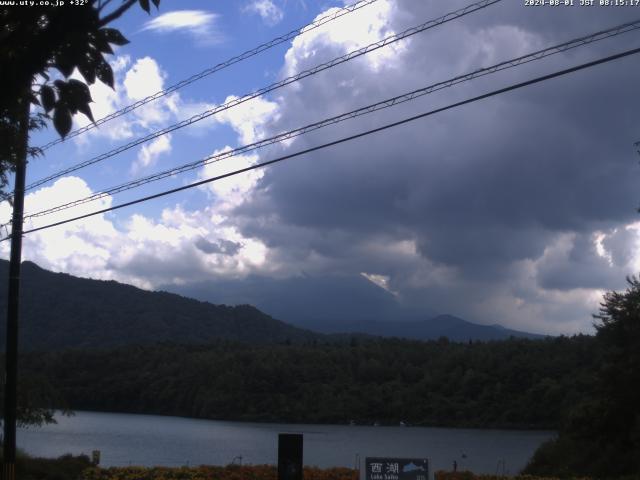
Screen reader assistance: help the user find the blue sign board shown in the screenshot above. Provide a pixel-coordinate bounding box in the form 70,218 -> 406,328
365,457 -> 429,480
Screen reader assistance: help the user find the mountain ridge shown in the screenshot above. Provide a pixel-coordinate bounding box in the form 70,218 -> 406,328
165,275 -> 545,341
0,260 -> 319,351
291,314 -> 544,341
0,260 -> 544,350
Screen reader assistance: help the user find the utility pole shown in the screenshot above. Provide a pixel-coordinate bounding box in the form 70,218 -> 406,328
2,95 -> 29,480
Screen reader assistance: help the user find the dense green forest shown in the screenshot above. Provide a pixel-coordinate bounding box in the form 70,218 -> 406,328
0,261 -> 323,351
14,335 -> 597,429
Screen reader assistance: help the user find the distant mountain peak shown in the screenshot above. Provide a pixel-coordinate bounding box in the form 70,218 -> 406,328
0,260 -> 544,348
163,273 -> 546,342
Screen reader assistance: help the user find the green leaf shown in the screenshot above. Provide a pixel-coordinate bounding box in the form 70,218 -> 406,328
95,59 -> 114,89
93,34 -> 114,55
54,57 -> 74,78
53,106 -> 72,138
41,85 -> 56,113
100,27 -> 129,46
59,79 -> 94,122
78,54 -> 97,84
53,43 -> 82,78
67,79 -> 92,104
139,0 -> 150,13
77,102 -> 95,123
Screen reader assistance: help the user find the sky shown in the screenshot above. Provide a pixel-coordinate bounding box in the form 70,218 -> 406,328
1,0 -> 640,335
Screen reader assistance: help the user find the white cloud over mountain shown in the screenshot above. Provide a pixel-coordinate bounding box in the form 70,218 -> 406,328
0,177 -> 270,291
5,0 -> 640,335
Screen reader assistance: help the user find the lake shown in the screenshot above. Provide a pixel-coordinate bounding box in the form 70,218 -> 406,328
17,411 -> 554,476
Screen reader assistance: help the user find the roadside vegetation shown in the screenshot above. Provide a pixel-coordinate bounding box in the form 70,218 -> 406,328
0,450 -> 92,480
81,465 -> 357,480
434,473 -> 640,480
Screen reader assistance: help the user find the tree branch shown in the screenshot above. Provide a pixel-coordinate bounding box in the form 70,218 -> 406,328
98,0 -> 115,13
98,0 -> 137,27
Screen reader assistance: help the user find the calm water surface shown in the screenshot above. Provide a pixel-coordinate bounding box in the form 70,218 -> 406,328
18,411 -> 554,476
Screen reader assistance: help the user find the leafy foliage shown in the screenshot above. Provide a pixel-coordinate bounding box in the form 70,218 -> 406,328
0,0 -> 160,194
525,277 -> 640,478
0,450 -> 93,480
1,0 -> 160,428
21,454 -> 93,480
19,335 -> 597,429
0,358 -> 71,428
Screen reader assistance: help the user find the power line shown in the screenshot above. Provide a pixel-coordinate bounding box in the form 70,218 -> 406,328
21,0 -> 501,195
36,0 -> 382,151
20,17 -> 640,221
6,45 -> 639,241
26,0 -> 500,192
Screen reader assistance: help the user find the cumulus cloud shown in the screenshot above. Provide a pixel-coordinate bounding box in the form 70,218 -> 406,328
72,55 -> 179,150
195,237 -> 242,256
131,134 -> 172,174
111,207 -> 270,287
283,0 -> 399,77
12,0 -> 640,335
0,179 -> 271,290
122,56 -> 179,129
71,56 -> 133,143
199,149 -> 264,213
123,57 -> 165,100
0,177 -> 119,280
71,54 -> 218,177
142,10 -> 223,46
213,95 -> 280,145
219,0 -> 640,333
243,0 -> 284,26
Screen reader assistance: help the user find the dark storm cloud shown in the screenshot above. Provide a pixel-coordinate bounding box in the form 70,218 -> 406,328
108,248 -> 210,286
195,237 -> 241,255
536,233 -> 626,291
603,226 -> 638,267
225,0 -> 640,332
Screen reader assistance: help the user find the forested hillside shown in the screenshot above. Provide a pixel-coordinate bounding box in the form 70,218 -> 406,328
17,335 -> 597,429
0,261 -> 319,350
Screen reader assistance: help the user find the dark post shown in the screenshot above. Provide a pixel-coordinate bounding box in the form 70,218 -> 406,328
2,95 -> 29,480
278,433 -> 303,480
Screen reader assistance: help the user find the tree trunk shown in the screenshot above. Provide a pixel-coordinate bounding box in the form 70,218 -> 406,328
2,92 -> 29,480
